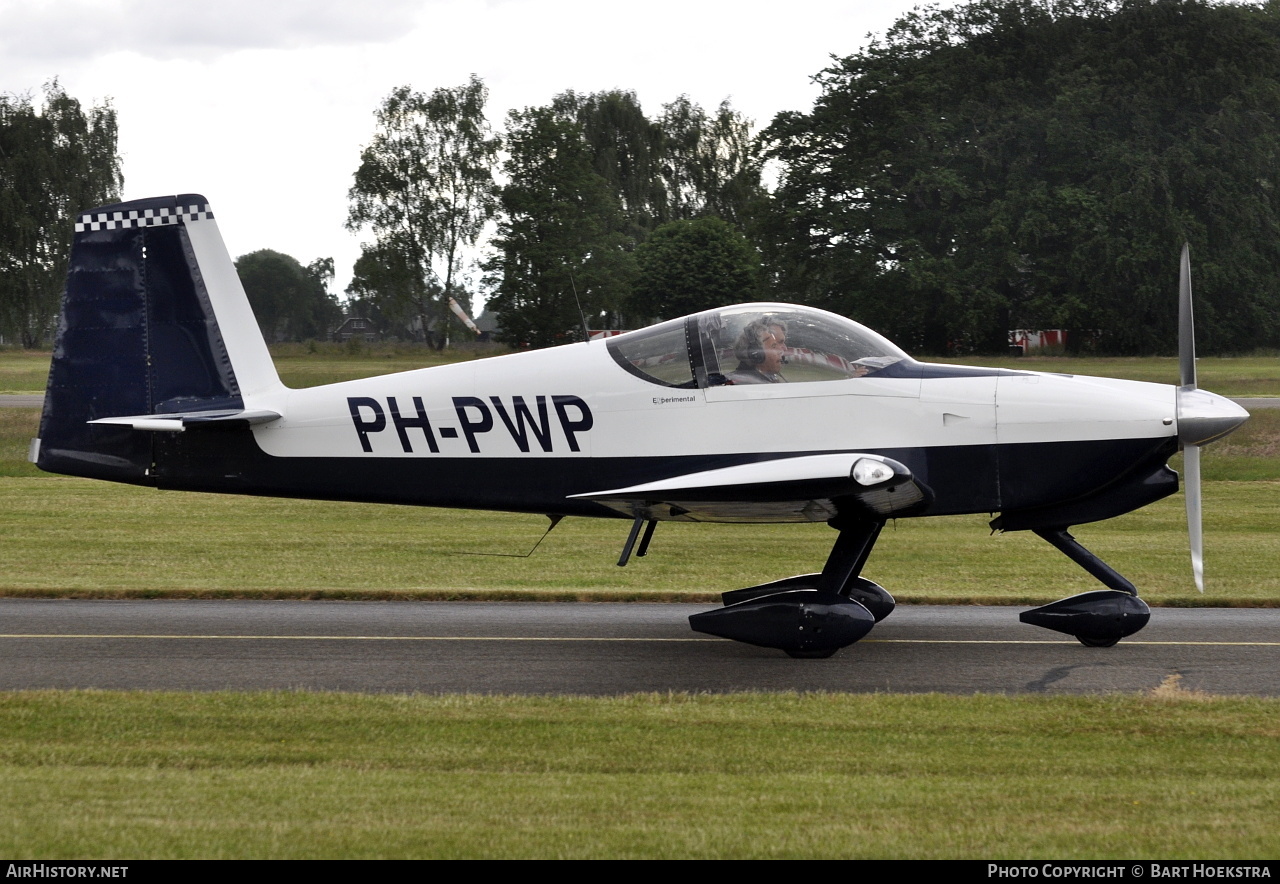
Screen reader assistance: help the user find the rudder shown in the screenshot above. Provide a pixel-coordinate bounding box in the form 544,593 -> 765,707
34,194 -> 282,483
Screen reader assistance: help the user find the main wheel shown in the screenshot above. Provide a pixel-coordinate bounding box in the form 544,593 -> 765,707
1077,635 -> 1120,648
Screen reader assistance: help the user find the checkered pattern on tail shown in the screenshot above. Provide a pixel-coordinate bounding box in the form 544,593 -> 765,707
74,203 -> 213,232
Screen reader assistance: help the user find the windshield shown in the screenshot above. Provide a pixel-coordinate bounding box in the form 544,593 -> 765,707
606,316 -> 695,388
607,304 -> 908,388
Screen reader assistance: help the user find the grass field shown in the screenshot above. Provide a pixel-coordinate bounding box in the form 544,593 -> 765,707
0,474 -> 1277,603
1,690 -> 1278,859
944,353 -> 1280,397
0,343 -> 505,393
1,398 -> 1279,601
3,345 -> 1280,394
3,367 -> 1277,601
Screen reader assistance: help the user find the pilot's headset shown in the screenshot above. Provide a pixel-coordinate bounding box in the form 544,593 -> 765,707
736,318 -> 784,365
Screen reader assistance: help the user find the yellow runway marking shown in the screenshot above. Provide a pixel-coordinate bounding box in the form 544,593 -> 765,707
1,634 -> 1277,646
863,639 -> 1280,646
0,633 -> 710,642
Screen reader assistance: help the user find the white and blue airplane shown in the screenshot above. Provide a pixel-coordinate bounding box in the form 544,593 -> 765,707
33,194 -> 1249,657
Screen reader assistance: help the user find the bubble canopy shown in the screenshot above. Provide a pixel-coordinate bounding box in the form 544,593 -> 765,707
607,304 -> 911,388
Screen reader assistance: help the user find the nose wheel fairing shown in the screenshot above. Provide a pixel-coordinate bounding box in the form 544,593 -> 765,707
1018,527 -> 1151,646
1019,590 -> 1151,647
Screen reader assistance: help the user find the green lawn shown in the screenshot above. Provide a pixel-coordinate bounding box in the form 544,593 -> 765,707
1,691 -> 1276,859
0,349 -> 57,395
266,340 -> 509,387
5,346 -> 1279,394
3,397 -> 1277,602
0,472 -> 1276,604
942,353 -> 1280,397
0,343 -> 510,393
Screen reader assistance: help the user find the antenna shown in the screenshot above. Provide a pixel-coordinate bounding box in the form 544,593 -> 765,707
568,267 -> 591,343
447,515 -> 564,558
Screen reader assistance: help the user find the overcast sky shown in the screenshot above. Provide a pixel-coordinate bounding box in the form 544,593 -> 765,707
1,0 -> 951,303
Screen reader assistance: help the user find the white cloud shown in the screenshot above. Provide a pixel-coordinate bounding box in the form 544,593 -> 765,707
0,0 -> 423,63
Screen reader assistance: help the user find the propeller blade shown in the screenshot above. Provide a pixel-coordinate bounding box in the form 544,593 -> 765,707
1178,242 -> 1196,390
1184,443 -> 1204,593
1174,245 -> 1247,593
1178,243 -> 1205,591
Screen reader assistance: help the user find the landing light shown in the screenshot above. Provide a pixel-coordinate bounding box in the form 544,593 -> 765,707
852,458 -> 893,486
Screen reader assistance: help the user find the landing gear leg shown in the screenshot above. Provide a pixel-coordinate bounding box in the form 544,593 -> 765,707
819,515 -> 895,623
689,515 -> 892,657
1020,527 -> 1151,646
616,516 -> 657,567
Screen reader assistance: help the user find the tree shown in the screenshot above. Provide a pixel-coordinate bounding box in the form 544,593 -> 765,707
630,217 -> 762,320
551,90 -> 767,233
485,106 -> 636,347
659,96 -> 764,227
763,0 -> 1280,354
0,81 -> 122,347
552,90 -> 668,237
347,76 -> 500,348
344,242 -> 432,340
486,91 -> 769,342
235,250 -> 340,342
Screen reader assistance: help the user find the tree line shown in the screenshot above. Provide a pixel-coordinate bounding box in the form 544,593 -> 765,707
7,0 -> 1280,355
762,0 -> 1280,355
348,0 -> 1280,355
344,80 -> 765,348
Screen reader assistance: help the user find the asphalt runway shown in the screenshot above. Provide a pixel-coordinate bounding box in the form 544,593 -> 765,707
1,599 -> 1276,695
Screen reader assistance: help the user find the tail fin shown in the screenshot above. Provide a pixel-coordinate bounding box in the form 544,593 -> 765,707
35,194 -> 282,483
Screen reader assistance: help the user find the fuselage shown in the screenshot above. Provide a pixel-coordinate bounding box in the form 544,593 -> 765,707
173,304 -> 1185,526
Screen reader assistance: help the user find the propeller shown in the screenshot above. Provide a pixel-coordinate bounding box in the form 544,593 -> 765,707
1174,244 -> 1249,592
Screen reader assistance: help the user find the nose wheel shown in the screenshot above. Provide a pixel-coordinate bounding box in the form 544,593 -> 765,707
1019,529 -> 1151,646
1020,588 -> 1151,646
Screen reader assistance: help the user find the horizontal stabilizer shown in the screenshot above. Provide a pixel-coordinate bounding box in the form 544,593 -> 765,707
572,453 -> 930,523
89,410 -> 282,433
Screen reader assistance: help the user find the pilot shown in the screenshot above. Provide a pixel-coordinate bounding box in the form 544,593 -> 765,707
728,319 -> 788,384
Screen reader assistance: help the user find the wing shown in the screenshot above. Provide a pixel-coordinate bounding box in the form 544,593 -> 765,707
570,453 -> 931,523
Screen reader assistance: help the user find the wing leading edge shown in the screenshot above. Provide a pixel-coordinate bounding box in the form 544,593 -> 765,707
570,453 -> 931,523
